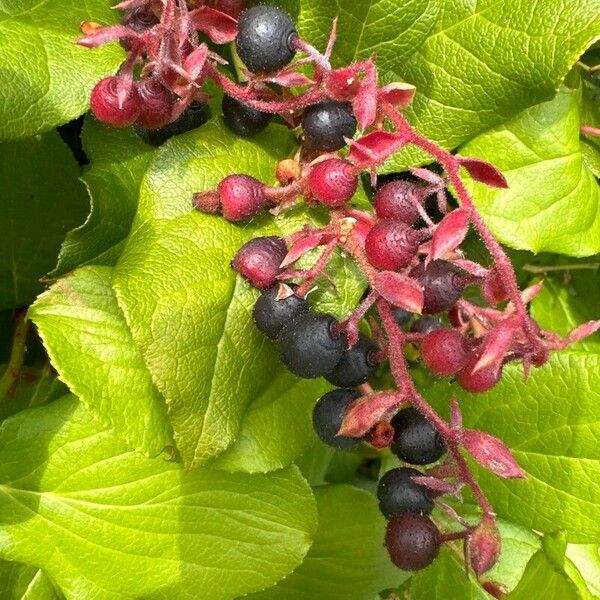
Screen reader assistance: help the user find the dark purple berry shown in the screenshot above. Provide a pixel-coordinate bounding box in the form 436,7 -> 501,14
391,407 -> 446,465
412,260 -> 467,314
121,6 -> 159,33
365,220 -> 421,271
307,158 -> 358,207
325,333 -> 378,387
302,100 -> 357,152
253,285 -> 309,339
235,6 -> 297,74
410,316 -> 443,334
222,94 -> 272,137
231,236 -> 287,289
377,467 -> 434,519
218,174 -> 267,222
385,513 -> 441,571
277,312 -> 347,378
90,76 -> 140,128
374,180 -> 424,224
420,328 -> 471,376
312,388 -> 361,449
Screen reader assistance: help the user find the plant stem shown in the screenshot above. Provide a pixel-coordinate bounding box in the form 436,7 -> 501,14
523,262 -> 600,274
0,310 -> 29,403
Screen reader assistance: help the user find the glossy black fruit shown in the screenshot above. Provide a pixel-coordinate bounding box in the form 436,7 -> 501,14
410,316 -> 443,335
377,467 -> 434,519
391,407 -> 446,465
301,100 -> 357,151
253,285 -> 309,339
325,333 -> 378,387
393,307 -> 413,326
385,513 -> 441,571
222,94 -> 272,137
235,6 -> 297,74
277,312 -> 347,378
312,388 -> 361,449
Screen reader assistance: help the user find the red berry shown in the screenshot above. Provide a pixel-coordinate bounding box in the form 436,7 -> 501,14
457,350 -> 502,393
420,328 -> 471,376
231,236 -> 287,289
136,78 -> 173,129
374,180 -> 424,224
385,513 -> 441,571
218,175 -> 267,222
90,76 -> 141,128
412,260 -> 467,314
308,158 -> 358,207
365,220 -> 421,270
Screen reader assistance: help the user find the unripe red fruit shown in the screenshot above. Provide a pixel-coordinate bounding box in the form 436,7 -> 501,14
374,180 -> 424,224
365,220 -> 421,271
136,79 -> 173,129
421,328 -> 471,376
218,175 -> 267,222
457,350 -> 503,393
307,159 -> 358,207
412,260 -> 467,314
231,236 -> 287,289
385,513 -> 441,571
90,76 -> 141,128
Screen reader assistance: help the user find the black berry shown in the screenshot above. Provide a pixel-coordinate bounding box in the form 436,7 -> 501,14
325,333 -> 378,387
277,312 -> 347,378
410,316 -> 443,334
312,388 -> 361,449
391,407 -> 446,465
393,307 -> 413,326
253,285 -> 308,339
235,6 -> 297,74
377,467 -> 434,519
222,93 -> 272,137
231,236 -> 287,290
385,513 -> 441,571
301,100 -> 357,152
412,260 -> 467,314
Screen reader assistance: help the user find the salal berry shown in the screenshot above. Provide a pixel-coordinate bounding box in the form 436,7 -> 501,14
421,328 -> 471,376
365,220 -> 422,271
277,312 -> 347,378
391,407 -> 446,465
411,316 -> 443,334
377,467 -> 434,519
121,6 -> 158,33
236,6 -> 297,74
90,76 -> 140,128
136,78 -> 173,129
374,180 -> 424,224
218,174 -> 267,222
457,350 -> 503,393
253,285 -> 308,339
394,307 -> 413,326
385,513 -> 441,571
312,388 -> 362,449
302,100 -> 357,151
412,260 -> 467,314
222,94 -> 272,137
308,158 -> 358,207
231,236 -> 287,289
325,333 -> 378,387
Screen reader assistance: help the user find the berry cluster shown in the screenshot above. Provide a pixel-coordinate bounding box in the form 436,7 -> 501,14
80,2 -> 600,585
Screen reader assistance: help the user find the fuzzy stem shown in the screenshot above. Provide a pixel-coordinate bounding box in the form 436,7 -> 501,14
0,310 -> 29,404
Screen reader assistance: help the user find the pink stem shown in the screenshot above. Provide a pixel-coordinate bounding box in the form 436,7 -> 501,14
581,125 -> 600,137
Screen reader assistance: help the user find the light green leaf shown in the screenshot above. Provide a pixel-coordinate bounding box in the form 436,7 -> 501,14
460,87 -> 600,256
531,269 -> 600,352
429,351 -> 600,542
0,561 -> 62,600
567,545 -> 600,597
0,132 -> 88,309
55,119 -> 157,274
0,0 -> 123,140
29,266 -> 173,457
247,485 -> 402,600
298,0 -> 600,160
0,396 -> 317,600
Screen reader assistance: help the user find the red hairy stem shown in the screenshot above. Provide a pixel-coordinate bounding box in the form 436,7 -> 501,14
295,238 -> 339,297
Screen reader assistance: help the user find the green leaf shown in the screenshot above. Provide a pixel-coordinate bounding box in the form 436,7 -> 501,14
0,396 -> 317,599
0,561 -> 62,600
429,351 -> 600,542
0,132 -> 89,309
29,266 -> 173,457
55,120 -> 157,274
298,0 -> 600,159
113,121 -> 364,468
247,485 -> 402,600
460,87 -> 600,256
567,545 -> 600,597
0,0 -> 123,140
531,269 -> 600,352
